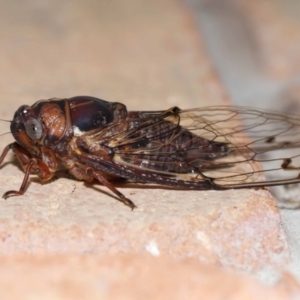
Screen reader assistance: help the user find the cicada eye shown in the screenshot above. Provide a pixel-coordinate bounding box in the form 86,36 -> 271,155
25,118 -> 43,140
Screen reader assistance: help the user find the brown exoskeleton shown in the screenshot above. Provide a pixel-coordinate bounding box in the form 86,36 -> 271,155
2,96 -> 300,209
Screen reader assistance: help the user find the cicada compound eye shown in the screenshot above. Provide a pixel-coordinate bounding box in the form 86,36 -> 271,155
24,118 -> 43,140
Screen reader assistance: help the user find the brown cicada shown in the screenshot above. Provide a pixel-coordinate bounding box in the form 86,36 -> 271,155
1,96 -> 300,209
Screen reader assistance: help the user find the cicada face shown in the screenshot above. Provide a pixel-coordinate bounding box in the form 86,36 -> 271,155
10,99 -> 70,155
10,103 -> 45,157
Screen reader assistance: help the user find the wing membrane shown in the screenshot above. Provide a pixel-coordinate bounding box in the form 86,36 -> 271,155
86,106 -> 300,189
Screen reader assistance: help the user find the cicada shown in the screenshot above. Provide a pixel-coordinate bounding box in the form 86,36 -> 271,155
1,96 -> 300,209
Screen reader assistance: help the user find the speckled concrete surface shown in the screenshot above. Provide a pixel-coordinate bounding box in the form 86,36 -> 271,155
0,0 -> 298,298
0,185 -> 289,272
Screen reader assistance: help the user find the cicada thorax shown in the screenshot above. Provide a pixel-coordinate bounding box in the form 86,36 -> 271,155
10,96 -> 128,156
68,96 -> 128,132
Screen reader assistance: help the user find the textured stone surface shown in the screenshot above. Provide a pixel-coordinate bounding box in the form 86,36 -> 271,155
0,184 -> 289,272
0,0 -> 297,298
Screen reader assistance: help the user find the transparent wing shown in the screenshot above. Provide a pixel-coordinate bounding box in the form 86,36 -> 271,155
175,106 -> 300,186
93,106 -> 300,189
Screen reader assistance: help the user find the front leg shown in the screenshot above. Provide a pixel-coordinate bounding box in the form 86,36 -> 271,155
0,143 -> 56,199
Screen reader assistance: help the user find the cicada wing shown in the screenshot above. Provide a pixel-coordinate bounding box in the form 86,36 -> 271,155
177,106 -> 300,186
106,106 -> 264,185
84,105 -> 300,189
172,107 -> 263,185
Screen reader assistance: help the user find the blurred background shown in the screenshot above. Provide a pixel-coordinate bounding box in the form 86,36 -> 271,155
0,0 -> 228,112
1,0 -> 300,110
190,0 -> 300,112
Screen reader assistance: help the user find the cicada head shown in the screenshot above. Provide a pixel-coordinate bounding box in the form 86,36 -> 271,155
10,98 -> 74,156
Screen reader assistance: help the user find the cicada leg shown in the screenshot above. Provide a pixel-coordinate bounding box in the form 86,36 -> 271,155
0,143 -> 15,166
67,162 -> 137,210
91,170 -> 137,210
2,159 -> 35,199
0,143 -> 55,199
79,168 -> 136,210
